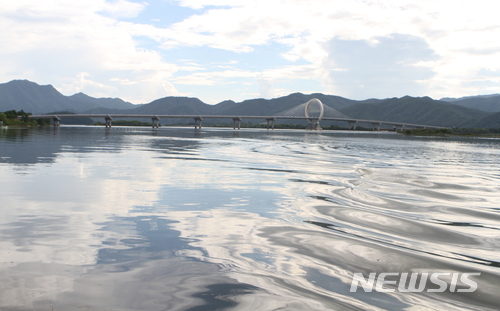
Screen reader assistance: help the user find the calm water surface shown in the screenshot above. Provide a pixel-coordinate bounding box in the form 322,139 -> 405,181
0,126 -> 499,310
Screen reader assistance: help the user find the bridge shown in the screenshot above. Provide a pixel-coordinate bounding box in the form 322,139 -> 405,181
29,98 -> 447,131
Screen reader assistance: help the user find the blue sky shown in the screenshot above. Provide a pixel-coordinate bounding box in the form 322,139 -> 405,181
1,0 -> 500,104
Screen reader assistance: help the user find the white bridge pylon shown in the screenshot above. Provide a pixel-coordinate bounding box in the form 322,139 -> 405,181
305,99 -> 324,130
274,98 -> 351,130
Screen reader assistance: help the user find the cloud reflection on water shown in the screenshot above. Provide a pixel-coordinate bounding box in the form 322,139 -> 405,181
1,127 -> 500,310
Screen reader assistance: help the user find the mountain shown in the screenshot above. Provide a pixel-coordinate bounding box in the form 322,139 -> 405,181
0,80 -> 135,113
339,96 -> 490,127
0,80 -> 71,113
131,97 -> 211,115
210,92 -> 376,116
69,92 -> 135,110
440,94 -> 500,112
2,79 -> 499,128
80,92 -> 369,119
78,96 -> 214,125
468,111 -> 500,128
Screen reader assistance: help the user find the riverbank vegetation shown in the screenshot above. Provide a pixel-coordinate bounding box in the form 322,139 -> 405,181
402,128 -> 500,137
2,109 -> 500,138
0,110 -> 47,126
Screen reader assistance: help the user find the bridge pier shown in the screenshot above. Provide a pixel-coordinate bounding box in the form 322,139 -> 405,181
233,117 -> 242,129
152,116 -> 160,129
53,117 -> 60,127
306,121 -> 322,130
194,117 -> 203,129
266,117 -> 275,130
28,109 -> 447,133
394,124 -> 404,132
105,115 -> 113,128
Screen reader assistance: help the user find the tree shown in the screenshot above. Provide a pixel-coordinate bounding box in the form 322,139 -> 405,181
17,110 -> 32,122
4,110 -> 17,119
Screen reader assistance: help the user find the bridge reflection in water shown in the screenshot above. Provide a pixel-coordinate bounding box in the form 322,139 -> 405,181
29,98 -> 447,131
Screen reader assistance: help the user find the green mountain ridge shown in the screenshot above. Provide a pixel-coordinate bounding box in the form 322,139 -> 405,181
0,80 -> 70,113
468,111 -> 500,128
0,80 -> 135,113
1,79 -> 498,128
69,92 -> 136,111
209,92 -> 369,116
132,96 -> 211,115
340,96 -> 490,127
440,94 -> 500,112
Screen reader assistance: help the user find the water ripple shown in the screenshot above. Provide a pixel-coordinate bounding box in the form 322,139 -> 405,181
1,127 -> 500,310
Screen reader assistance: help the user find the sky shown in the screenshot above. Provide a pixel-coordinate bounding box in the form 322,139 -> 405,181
1,0 -> 500,105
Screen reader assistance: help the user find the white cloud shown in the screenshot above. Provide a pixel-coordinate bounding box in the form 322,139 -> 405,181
1,0 -> 500,103
61,72 -> 117,95
110,77 -> 138,85
172,69 -> 256,86
159,80 -> 187,96
0,1 -> 179,103
257,79 -> 275,99
175,0 -> 246,10
323,34 -> 439,99
160,0 -> 500,98
100,0 -> 146,18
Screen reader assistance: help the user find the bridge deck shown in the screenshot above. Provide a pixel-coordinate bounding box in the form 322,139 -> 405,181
29,114 -> 447,129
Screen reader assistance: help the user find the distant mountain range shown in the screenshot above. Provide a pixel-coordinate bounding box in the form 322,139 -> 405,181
440,94 -> 500,112
341,96 -> 492,128
0,80 -> 135,114
1,79 -> 500,128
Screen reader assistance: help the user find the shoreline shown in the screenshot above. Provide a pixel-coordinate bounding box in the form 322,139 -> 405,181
402,128 -> 500,138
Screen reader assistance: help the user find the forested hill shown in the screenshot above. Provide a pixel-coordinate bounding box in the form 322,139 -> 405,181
441,94 -> 500,112
339,96 -> 491,128
0,80 -> 134,114
1,79 -> 499,128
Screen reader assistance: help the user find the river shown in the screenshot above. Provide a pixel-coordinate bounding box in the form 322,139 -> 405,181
0,126 -> 499,310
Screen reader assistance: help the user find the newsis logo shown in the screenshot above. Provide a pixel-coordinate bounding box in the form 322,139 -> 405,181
350,272 -> 481,293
